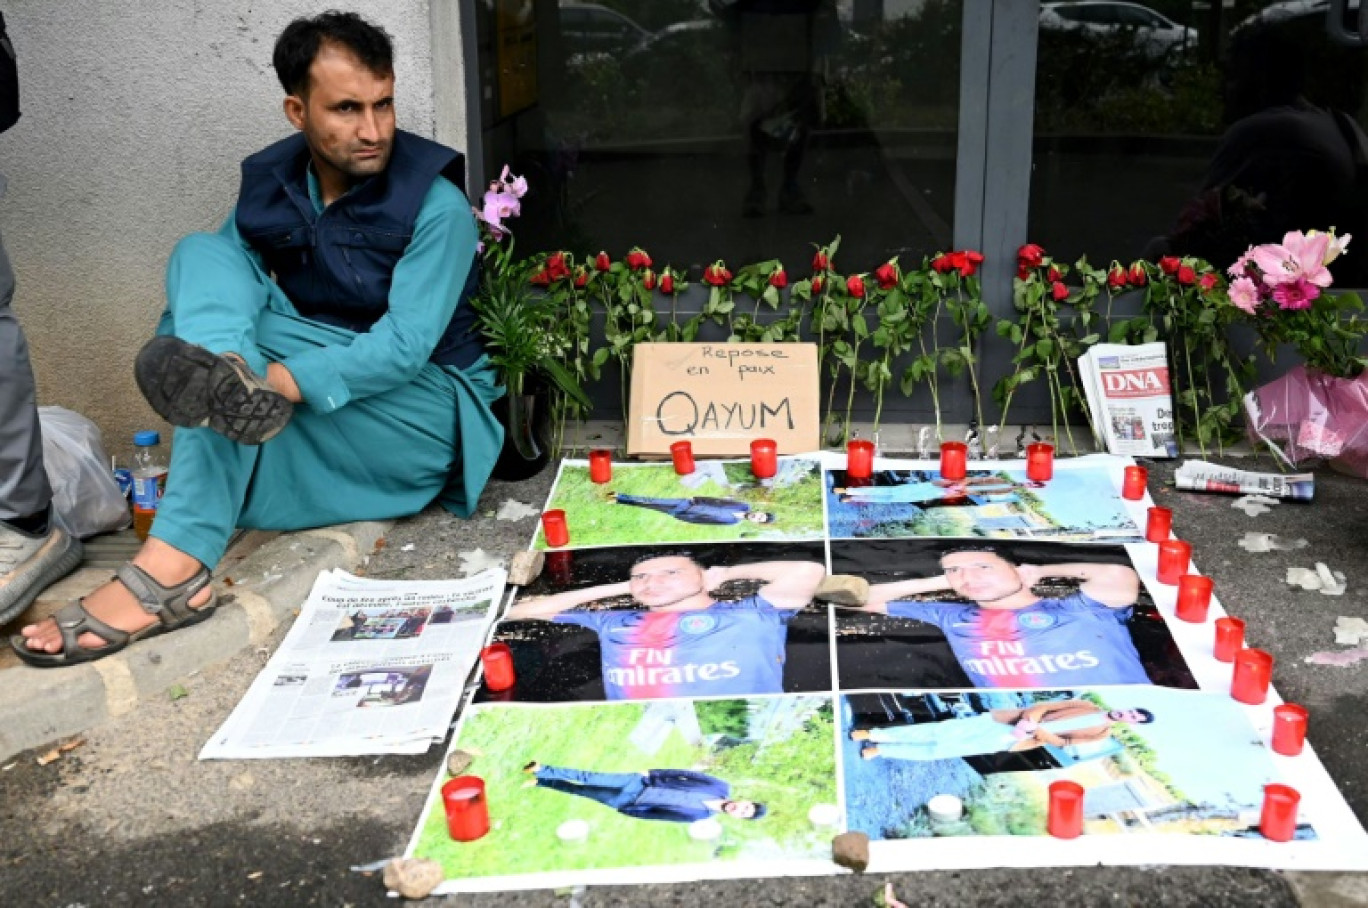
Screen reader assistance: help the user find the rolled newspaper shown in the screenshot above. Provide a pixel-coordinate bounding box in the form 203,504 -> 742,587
1174,460 -> 1314,501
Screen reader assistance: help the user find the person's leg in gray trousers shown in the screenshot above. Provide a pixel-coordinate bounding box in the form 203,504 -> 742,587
0,212 -> 83,625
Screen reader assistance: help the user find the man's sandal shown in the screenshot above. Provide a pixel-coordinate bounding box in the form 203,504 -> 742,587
8,563 -> 217,668
134,335 -> 293,445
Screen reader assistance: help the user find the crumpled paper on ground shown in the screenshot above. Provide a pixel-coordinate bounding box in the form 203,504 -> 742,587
1237,533 -> 1309,553
457,548 -> 504,575
496,499 -> 540,521
1232,494 -> 1280,516
1303,617 -> 1368,666
1333,616 -> 1368,646
1285,563 -> 1347,596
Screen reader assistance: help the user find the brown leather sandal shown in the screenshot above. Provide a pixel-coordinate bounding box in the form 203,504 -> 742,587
8,562 -> 217,668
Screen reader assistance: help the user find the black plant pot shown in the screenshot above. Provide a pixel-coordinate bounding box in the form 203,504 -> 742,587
490,382 -> 553,482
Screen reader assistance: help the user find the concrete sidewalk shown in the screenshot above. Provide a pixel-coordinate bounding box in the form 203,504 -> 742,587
0,520 -> 389,762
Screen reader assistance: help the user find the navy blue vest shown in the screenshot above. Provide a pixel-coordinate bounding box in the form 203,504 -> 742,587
235,129 -> 483,369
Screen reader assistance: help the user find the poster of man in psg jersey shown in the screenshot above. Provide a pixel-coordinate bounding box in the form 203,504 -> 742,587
830,539 -> 1196,691
477,542 -> 830,703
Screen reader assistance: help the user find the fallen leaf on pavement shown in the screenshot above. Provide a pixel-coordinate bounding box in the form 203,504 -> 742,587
167,684 -> 189,701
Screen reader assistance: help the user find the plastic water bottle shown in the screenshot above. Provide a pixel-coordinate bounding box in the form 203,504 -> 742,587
131,430 -> 168,541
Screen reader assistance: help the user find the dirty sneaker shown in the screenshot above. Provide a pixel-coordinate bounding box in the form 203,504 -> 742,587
0,520 -> 84,626
134,336 -> 293,445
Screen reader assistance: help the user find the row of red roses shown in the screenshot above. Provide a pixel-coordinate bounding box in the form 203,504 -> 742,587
529,245 -> 987,298
1016,242 -> 1220,300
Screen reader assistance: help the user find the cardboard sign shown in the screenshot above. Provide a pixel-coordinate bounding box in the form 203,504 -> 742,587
626,343 -> 819,457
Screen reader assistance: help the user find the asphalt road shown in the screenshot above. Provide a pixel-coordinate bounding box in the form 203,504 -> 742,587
1,459 -> 1364,907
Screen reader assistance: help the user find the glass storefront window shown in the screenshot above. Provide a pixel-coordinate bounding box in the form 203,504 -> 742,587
478,0 -> 963,276
1030,0 -> 1368,287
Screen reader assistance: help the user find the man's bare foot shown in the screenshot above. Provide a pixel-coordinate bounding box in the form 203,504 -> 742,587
18,538 -> 212,654
860,746 -> 880,761
850,729 -> 870,741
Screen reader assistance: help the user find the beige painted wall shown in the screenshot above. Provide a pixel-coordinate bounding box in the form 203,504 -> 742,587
0,1 -> 467,463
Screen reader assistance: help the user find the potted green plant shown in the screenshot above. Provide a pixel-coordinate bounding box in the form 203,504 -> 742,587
472,168 -> 591,480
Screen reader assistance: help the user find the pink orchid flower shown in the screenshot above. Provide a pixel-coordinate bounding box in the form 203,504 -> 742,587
481,188 -> 520,227
1250,231 -> 1333,287
499,164 -> 529,199
1228,276 -> 1261,313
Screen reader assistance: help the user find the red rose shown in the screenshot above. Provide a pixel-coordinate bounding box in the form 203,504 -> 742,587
1047,266 -> 1062,283
1199,272 -> 1218,292
573,267 -> 588,288
703,262 -> 732,286
660,273 -> 675,294
595,251 -> 611,272
1159,256 -> 1180,275
812,251 -> 829,272
625,248 -> 652,271
1128,262 -> 1147,286
874,262 -> 898,289
1107,266 -> 1127,289
1017,243 -> 1046,269
546,252 -> 570,282
931,255 -> 954,274
769,268 -> 788,289
1016,265 -> 1032,281
812,276 -> 824,293
846,275 -> 865,298
961,250 -> 985,277
1051,280 -> 1069,301
530,270 -> 550,287
1177,265 -> 1197,285
643,269 -> 656,290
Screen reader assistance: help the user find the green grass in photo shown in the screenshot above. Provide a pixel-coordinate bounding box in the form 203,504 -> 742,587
536,460 -> 826,548
412,698 -> 837,880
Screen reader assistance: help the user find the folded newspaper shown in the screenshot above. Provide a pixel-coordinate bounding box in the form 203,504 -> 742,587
200,568 -> 505,760
1078,342 -> 1178,458
1174,459 -> 1315,501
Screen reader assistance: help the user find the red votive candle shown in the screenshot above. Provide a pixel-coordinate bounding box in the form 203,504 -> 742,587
846,439 -> 875,480
1260,784 -> 1300,842
480,642 -> 516,691
1026,443 -> 1054,482
1156,539 -> 1192,585
939,441 -> 968,481
442,775 -> 491,842
541,509 -> 569,548
1047,780 -> 1085,839
1175,574 -> 1214,623
670,440 -> 695,475
1122,465 -> 1148,500
1145,506 -> 1173,542
750,438 -> 778,479
1231,647 -> 1275,705
1272,704 -> 1309,756
1214,616 -> 1245,662
588,449 -> 613,484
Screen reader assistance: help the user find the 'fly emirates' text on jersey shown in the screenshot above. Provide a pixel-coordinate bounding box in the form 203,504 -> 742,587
555,594 -> 792,700
887,590 -> 1149,688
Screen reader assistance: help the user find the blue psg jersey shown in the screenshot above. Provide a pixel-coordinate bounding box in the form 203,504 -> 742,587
555,594 -> 792,700
887,591 -> 1149,688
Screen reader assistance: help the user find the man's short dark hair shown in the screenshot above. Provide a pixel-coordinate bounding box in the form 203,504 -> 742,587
1134,708 -> 1155,724
629,551 -> 703,572
747,802 -> 768,820
939,544 -> 1017,566
273,11 -> 394,96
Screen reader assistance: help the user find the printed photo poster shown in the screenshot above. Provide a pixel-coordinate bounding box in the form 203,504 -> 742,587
837,685 -> 1368,870
537,457 -> 827,549
829,538 -> 1197,692
826,454 -> 1142,543
409,696 -> 840,892
478,542 -> 832,704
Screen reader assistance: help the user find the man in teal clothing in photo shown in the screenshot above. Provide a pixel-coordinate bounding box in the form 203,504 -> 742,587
13,11 -> 501,666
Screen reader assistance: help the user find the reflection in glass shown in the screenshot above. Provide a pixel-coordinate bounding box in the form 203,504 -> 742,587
1031,1 -> 1368,286
479,0 -> 963,274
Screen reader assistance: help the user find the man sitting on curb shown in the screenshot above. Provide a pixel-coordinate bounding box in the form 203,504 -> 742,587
11,11 -> 501,667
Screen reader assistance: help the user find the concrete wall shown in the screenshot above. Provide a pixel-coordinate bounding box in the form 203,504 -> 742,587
0,1 -> 464,462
